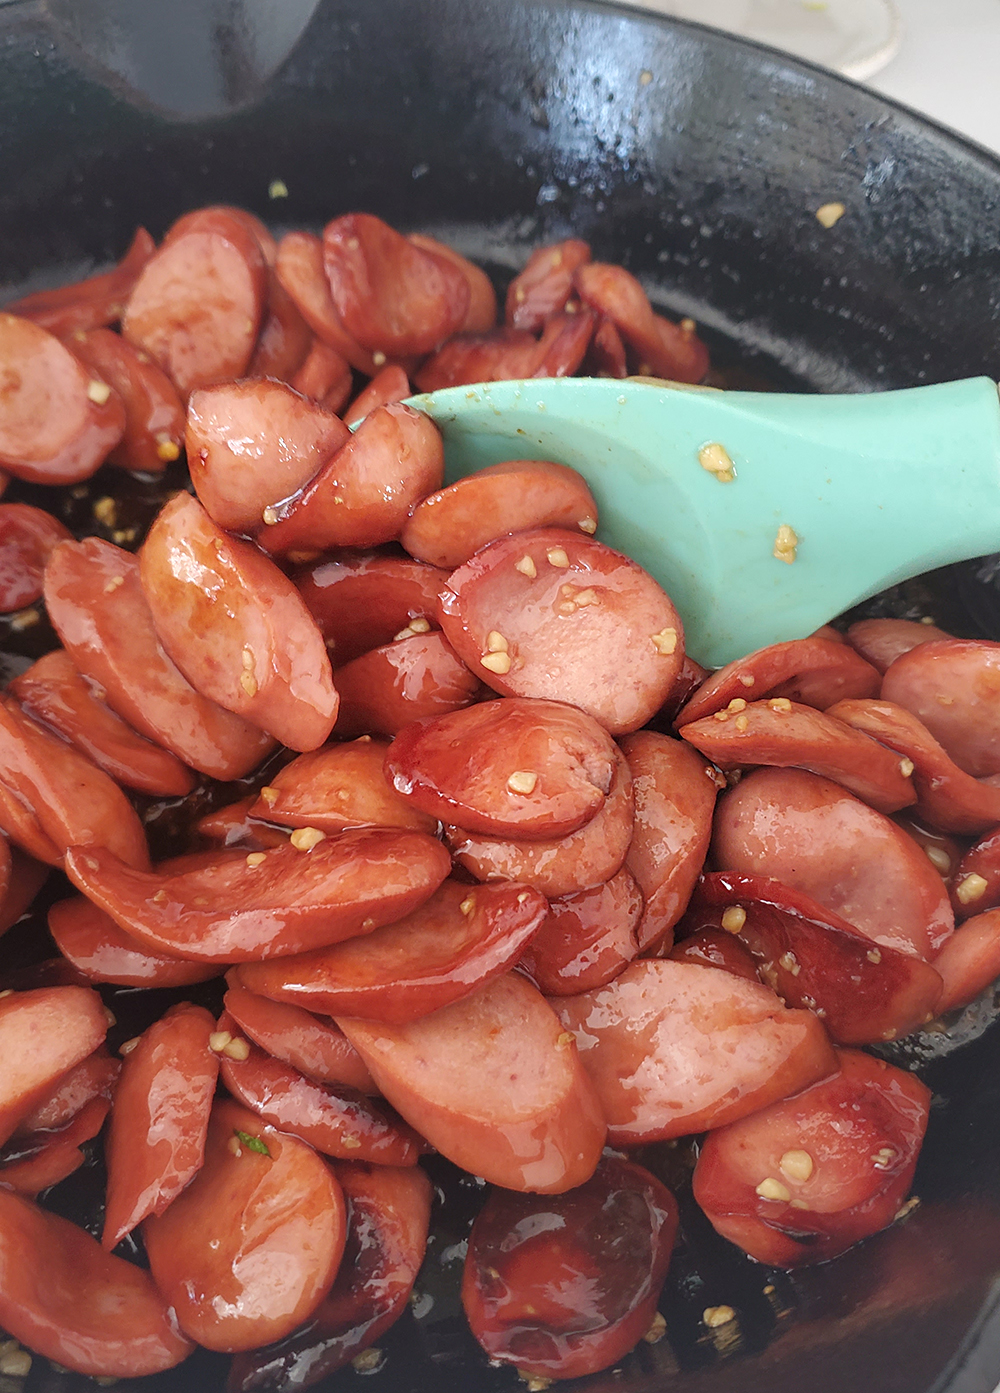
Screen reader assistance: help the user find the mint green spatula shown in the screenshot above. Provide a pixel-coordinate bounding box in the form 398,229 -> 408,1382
408,375 -> 1000,667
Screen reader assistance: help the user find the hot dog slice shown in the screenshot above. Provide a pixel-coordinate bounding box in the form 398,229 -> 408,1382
384,697 -> 617,839
222,978 -> 376,1093
438,528 -> 684,735
573,262 -> 709,383
0,1188 -> 193,1376
827,697 -> 1000,835
447,745 -> 634,898
102,1003 -> 219,1250
845,617 -> 953,673
0,1093 -> 111,1198
2,227 -> 155,336
583,316 -> 628,377
952,828 -> 1000,919
44,537 -> 275,781
679,697 -> 916,814
342,364 -> 411,428
235,879 -> 548,1023
339,972 -> 606,1193
228,1163 -> 432,1393
0,697 -> 149,870
333,632 -> 480,739
259,402 -> 444,557
323,213 -> 470,356
143,1098 -> 346,1353
413,325 -> 554,392
0,986 -> 109,1145
505,238 -> 592,331
553,959 -> 837,1144
247,270 -> 313,381
48,894 -> 219,989
669,927 -> 762,981
140,491 -> 338,751
63,326 -> 185,473
11,649 -> 195,798
930,908 -> 1000,1013
681,872 -> 943,1044
692,1050 -> 930,1268
881,640 -> 1000,778
0,314 -> 126,484
675,634 -> 881,725
64,828 -> 451,963
122,207 -> 267,396
274,231 -> 380,374
14,1047 -> 118,1136
195,797 -> 290,853
620,730 -> 719,951
463,1155 -> 677,1382
187,379 -> 349,534
290,339 -> 353,413
400,459 -> 599,571
215,1013 -> 422,1166
518,867 -> 642,995
251,738 -> 438,836
296,552 -> 449,666
0,504 -> 72,612
410,233 -> 498,333
0,849 -> 49,940
713,767 -> 954,958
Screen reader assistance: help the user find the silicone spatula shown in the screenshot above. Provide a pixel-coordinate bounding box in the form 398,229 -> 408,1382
409,375 -> 1000,667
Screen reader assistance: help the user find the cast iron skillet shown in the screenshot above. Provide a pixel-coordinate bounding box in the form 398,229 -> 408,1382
2,3 -> 1000,1392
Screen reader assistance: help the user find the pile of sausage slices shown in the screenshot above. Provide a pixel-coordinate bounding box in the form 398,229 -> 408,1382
0,204 -> 998,1390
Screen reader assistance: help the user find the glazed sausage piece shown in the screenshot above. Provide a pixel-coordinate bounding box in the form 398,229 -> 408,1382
413,325 -> 554,392
447,744 -> 634,898
11,649 -> 196,798
44,537 -> 275,781
63,326 -> 186,473
13,1047 -> 119,1137
140,491 -> 338,751
583,315 -> 628,377
196,797 -> 290,853
385,697 -> 618,839
290,338 -> 353,413
680,872 -> 943,1045
410,232 -> 498,334
692,1050 -> 930,1268
47,894 -> 220,989
505,238 -> 592,332
464,1155 -> 677,1383
518,867 -> 643,996
333,632 -> 480,740
713,767 -> 955,958
620,730 -> 719,951
679,697 -> 916,814
675,634 -> 881,725
895,814 -> 963,888
323,213 -> 470,356
296,552 -> 450,666
0,314 -> 126,484
339,972 -> 606,1194
554,959 -> 837,1145
0,697 -> 150,870
573,262 -> 709,383
342,364 -> 411,428
234,879 -> 548,1024
827,697 -> 1000,835
0,1188 -> 194,1377
669,927 -> 762,982
952,827 -> 1000,920
63,828 -> 452,963
222,978 -> 376,1093
0,986 -> 109,1146
1,227 -> 155,336
122,206 -> 267,396
881,640 -> 1000,778
274,231 -> 380,375
845,617 -> 954,674
215,1013 -> 424,1167
102,1003 -> 219,1251
144,1098 -> 346,1354
186,379 -> 349,535
930,908 -> 1000,1013
251,738 -> 439,836
0,1093 -> 112,1198
0,504 -> 73,612
259,402 -> 445,557
247,271 -> 314,382
400,459 -> 599,571
229,1163 -> 432,1393
438,528 -> 685,735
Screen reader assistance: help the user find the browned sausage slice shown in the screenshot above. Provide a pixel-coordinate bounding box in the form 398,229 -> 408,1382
296,552 -> 449,666
2,228 -> 155,336
333,632 -> 480,740
0,503 -> 73,612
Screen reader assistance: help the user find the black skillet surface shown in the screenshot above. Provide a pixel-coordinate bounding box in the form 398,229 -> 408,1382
2,3 -> 1000,1392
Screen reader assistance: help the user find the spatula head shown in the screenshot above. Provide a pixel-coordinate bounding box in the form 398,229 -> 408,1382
410,376 -> 1000,666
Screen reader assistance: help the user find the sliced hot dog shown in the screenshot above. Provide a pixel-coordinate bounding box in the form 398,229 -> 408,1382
274,231 -> 380,374
0,986 -> 109,1145
2,227 -> 155,336
296,551 -> 449,666
333,631 -> 480,739
518,867 -> 642,996
0,504 -> 73,612
140,491 -> 338,751
339,972 -> 607,1193
290,338 -> 353,412
881,639 -> 1000,778
930,908 -> 1000,1013
222,978 -> 376,1093
573,262 -> 708,383
437,528 -> 684,735
505,238 -> 591,331
247,270 -> 313,381
410,233 -> 498,333
342,364 -> 411,428
845,617 -> 953,673
48,894 -> 220,989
